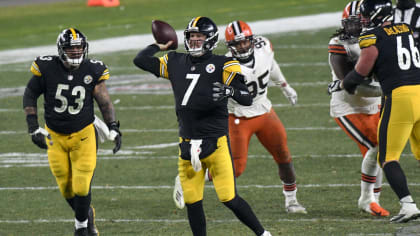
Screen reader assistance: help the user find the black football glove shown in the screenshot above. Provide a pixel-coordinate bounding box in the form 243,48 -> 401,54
30,128 -> 50,149
108,121 -> 122,154
212,82 -> 234,101
26,114 -> 50,149
327,80 -> 342,95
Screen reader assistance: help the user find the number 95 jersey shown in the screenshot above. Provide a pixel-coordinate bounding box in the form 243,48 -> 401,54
226,36 -> 275,118
30,56 -> 109,134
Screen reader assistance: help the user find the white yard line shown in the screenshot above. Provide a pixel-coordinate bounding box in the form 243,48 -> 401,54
0,153 -> 414,168
0,12 -> 341,65
0,183 -> 405,191
0,126 -> 340,137
0,103 -> 330,112
0,217 -> 394,224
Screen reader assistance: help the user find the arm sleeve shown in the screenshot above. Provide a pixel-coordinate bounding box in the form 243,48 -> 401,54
342,70 -> 366,94
23,75 -> 43,108
270,59 -> 289,86
133,44 -> 162,77
230,74 -> 252,106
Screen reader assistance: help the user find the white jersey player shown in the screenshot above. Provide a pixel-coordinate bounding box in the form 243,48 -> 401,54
224,20 -> 306,214
226,35 -> 294,117
327,0 -> 388,216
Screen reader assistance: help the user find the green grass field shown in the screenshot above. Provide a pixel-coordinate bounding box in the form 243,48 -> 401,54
2,0 -> 420,235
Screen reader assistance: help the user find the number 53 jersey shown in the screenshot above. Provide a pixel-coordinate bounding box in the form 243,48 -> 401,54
30,56 -> 109,134
359,23 -> 420,94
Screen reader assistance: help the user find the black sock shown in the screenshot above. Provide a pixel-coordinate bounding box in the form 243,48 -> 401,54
74,193 -> 91,222
66,197 -> 75,211
223,195 -> 264,235
383,161 -> 410,200
186,200 -> 206,236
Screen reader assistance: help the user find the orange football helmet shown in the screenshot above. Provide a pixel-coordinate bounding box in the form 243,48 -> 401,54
225,20 -> 254,60
341,1 -> 362,38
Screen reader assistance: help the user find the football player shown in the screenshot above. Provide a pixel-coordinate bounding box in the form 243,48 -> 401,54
224,20 -> 305,214
327,1 -> 389,217
23,28 -> 122,236
133,16 -> 271,236
333,0 -> 420,223
393,0 -> 420,46
172,20 -> 305,214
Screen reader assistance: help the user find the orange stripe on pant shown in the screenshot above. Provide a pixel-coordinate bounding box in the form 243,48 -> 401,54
334,113 -> 379,156
228,109 -> 291,177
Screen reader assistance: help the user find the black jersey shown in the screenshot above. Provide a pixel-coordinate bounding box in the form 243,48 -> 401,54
359,23 -> 420,94
157,51 -> 242,139
29,56 -> 109,134
393,6 -> 420,44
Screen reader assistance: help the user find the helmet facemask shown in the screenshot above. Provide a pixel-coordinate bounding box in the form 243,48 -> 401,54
342,15 -> 362,38
184,30 -> 218,57
226,34 -> 254,60
57,28 -> 88,69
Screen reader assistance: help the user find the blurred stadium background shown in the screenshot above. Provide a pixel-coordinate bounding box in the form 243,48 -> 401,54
1,0 -> 419,235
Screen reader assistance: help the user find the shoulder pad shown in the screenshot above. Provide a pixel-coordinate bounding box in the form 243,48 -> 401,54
86,59 -> 109,81
358,33 -> 377,49
223,59 -> 241,85
30,55 -> 56,77
328,37 -> 347,55
254,35 -> 273,52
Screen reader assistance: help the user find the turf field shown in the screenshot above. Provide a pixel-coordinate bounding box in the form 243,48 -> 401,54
1,0 -> 420,235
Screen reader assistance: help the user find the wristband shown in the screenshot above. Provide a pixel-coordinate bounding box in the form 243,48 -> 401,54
26,114 -> 39,133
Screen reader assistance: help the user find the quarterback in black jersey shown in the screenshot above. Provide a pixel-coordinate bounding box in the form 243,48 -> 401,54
23,28 -> 122,236
336,0 -> 420,223
134,17 -> 271,236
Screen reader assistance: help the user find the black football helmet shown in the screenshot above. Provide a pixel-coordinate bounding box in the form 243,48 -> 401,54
57,28 -> 88,68
184,17 -> 219,57
359,0 -> 393,28
396,0 -> 416,10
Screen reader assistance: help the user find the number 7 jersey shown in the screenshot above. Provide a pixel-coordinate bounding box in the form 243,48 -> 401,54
359,23 -> 420,94
157,52 -> 242,139
30,56 -> 109,134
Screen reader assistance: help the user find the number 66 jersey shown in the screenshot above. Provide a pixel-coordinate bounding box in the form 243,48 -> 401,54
29,56 -> 109,134
359,23 -> 420,94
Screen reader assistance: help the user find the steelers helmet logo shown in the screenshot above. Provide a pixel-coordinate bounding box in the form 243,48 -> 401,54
206,64 -> 215,73
84,75 -> 93,84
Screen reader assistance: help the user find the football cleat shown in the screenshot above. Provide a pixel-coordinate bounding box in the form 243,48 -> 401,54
358,196 -> 389,216
285,199 -> 307,214
390,202 -> 420,223
74,228 -> 88,236
87,206 -> 99,236
260,230 -> 272,236
173,175 -> 185,209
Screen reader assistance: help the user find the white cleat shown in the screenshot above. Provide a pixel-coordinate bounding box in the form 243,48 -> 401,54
285,199 -> 307,214
173,175 -> 185,209
390,202 -> 420,223
260,230 -> 272,236
358,196 -> 389,216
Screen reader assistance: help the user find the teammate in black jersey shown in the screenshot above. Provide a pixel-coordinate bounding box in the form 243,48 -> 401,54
330,0 -> 420,223
133,17 -> 271,236
23,28 -> 122,236
394,0 -> 420,45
